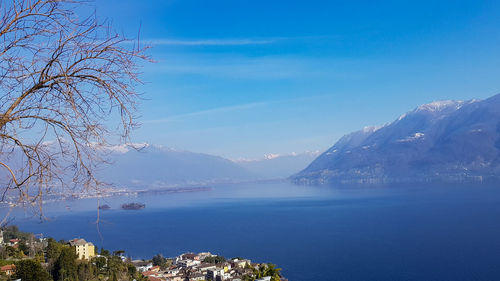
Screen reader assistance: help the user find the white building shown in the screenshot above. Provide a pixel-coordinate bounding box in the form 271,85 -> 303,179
178,259 -> 201,267
134,261 -> 153,272
207,268 -> 225,280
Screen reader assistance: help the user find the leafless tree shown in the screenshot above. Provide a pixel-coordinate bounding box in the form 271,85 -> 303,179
0,0 -> 149,215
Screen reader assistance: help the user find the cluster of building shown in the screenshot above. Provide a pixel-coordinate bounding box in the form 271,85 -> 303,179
133,252 -> 285,281
0,230 -> 47,249
0,235 -> 96,275
0,230 -> 43,277
0,231 -> 21,249
0,232 -> 285,281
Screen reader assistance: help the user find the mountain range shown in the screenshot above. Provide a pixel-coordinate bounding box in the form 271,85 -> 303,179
234,151 -> 319,179
7,93 -> 500,190
98,145 -> 316,189
99,145 -> 254,189
291,93 -> 500,185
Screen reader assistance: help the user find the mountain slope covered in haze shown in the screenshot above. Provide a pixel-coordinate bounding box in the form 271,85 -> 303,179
101,147 -> 318,189
292,93 -> 500,184
235,151 -> 319,179
100,145 -> 256,189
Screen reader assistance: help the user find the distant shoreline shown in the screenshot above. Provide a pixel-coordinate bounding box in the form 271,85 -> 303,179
0,186 -> 213,209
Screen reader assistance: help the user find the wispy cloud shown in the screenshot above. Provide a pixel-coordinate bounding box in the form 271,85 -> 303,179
143,95 -> 333,124
137,35 -> 332,46
136,38 -> 279,46
143,101 -> 269,124
144,55 -> 332,80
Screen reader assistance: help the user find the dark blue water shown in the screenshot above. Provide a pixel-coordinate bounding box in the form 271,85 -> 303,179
9,183 -> 500,281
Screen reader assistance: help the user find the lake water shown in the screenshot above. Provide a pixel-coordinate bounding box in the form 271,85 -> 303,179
8,182 -> 500,281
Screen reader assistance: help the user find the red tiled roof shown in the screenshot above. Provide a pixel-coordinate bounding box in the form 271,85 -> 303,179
1,264 -> 15,271
142,270 -> 157,276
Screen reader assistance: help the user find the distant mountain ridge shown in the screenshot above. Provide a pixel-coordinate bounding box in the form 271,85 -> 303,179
1,140 -> 319,191
235,151 -> 320,179
100,145 -> 317,189
100,144 -> 256,189
291,93 -> 500,185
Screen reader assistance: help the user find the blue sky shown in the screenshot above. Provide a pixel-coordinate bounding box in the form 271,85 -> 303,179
95,0 -> 500,159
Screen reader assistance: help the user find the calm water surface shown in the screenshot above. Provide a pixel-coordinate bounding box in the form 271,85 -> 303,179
8,183 -> 500,281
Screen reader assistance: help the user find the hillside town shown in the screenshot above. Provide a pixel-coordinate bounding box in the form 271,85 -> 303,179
131,251 -> 286,281
0,226 -> 286,281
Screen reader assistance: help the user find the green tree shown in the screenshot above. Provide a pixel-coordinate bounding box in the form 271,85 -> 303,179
15,259 -> 52,281
3,226 -> 31,240
131,270 -> 148,281
152,254 -> 166,267
100,248 -> 110,257
0,247 -> 7,259
6,246 -> 23,259
254,263 -> 281,281
93,256 -> 107,272
203,256 -> 226,264
53,247 -> 78,281
35,252 -> 46,264
46,238 -> 63,261
242,275 -> 255,281
77,262 -> 96,281
126,263 -> 136,276
18,240 -> 29,256
3,225 -> 19,240
106,256 -> 127,280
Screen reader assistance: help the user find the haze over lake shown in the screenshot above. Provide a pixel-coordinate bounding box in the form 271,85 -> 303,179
13,183 -> 500,281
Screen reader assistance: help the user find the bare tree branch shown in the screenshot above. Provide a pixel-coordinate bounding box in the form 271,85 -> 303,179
0,0 -> 150,215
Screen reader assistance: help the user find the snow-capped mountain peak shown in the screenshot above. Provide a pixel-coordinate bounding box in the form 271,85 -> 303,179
292,93 -> 500,185
415,100 -> 464,113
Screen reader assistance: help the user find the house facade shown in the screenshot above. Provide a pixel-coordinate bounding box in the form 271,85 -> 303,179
69,238 -> 96,260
